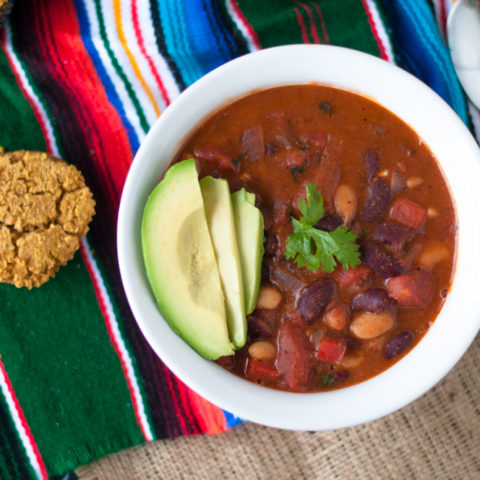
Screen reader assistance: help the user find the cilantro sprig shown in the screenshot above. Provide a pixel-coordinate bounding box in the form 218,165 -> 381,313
285,183 -> 361,273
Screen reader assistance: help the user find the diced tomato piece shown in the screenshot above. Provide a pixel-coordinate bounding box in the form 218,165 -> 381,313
390,198 -> 427,230
317,339 -> 347,364
335,265 -> 371,287
193,145 -> 238,173
386,270 -> 434,307
246,359 -> 280,381
298,131 -> 328,148
285,149 -> 306,167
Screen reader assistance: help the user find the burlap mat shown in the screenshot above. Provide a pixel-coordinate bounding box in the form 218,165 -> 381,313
77,333 -> 480,480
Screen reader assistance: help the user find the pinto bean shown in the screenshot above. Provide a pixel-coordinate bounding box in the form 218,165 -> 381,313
384,331 -> 414,359
417,243 -> 449,270
352,288 -> 390,313
276,322 -> 312,390
340,353 -> 364,368
257,286 -> 283,310
334,184 -> 357,225
362,178 -> 391,222
298,279 -> 335,324
360,241 -> 404,278
314,214 -> 343,232
248,341 -> 276,361
364,150 -> 379,182
350,311 -> 395,339
372,222 -> 415,252
323,300 -> 349,330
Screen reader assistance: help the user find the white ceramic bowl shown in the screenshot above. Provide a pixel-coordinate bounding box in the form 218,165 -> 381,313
117,45 -> 480,430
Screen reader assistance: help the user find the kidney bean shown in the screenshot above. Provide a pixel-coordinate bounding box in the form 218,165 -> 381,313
264,232 -> 279,257
360,241 -> 404,278
364,150 -> 379,182
384,331 -> 414,359
362,178 -> 391,222
242,125 -> 264,161
257,286 -> 283,310
247,313 -> 274,339
334,370 -> 350,382
276,322 -> 312,390
386,270 -> 434,307
265,141 -> 278,155
298,279 -> 335,324
352,288 -> 390,313
314,214 -> 342,232
350,311 -> 395,339
372,222 -> 416,252
334,184 -> 357,225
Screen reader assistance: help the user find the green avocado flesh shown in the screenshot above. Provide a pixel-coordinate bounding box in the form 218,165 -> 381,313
141,159 -> 234,359
200,176 -> 247,348
231,188 -> 265,315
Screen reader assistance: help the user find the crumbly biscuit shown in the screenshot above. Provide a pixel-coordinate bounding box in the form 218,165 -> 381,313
0,0 -> 13,24
0,148 -> 95,288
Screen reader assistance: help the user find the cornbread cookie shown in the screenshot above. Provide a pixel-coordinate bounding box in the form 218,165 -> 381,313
0,147 -> 95,288
0,0 -> 13,24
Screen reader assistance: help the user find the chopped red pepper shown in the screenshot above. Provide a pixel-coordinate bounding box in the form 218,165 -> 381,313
246,359 -> 280,381
317,339 -> 347,364
390,198 -> 427,230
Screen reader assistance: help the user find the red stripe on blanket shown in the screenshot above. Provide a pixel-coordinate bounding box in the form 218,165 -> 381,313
79,244 -> 151,442
230,0 -> 262,50
294,7 -> 311,43
131,0 -> 171,106
36,0 -> 132,206
295,1 -> 321,43
311,2 -> 330,44
186,388 -> 227,434
0,359 -> 49,480
0,29 -> 55,154
360,0 -> 389,61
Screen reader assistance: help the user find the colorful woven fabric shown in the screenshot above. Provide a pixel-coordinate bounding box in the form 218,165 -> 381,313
0,0 -> 478,478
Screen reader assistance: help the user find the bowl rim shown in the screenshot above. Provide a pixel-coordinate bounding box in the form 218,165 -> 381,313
117,44 -> 480,430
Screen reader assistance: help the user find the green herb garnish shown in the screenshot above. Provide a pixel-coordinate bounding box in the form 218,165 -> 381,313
285,183 -> 361,272
319,373 -> 337,387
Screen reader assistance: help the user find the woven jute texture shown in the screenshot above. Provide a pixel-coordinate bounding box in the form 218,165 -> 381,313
77,333 -> 480,480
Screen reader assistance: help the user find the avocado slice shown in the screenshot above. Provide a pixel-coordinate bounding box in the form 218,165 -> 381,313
200,176 -> 247,348
141,159 -> 234,359
231,189 -> 265,314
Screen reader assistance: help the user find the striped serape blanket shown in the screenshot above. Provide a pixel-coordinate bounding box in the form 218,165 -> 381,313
0,0 -> 478,478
